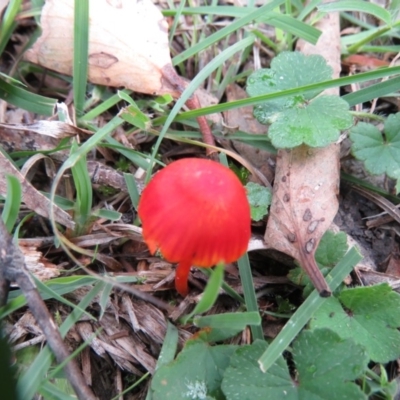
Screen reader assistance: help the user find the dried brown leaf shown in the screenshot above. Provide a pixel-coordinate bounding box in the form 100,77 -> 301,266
25,0 -> 180,97
265,6 -> 343,296
265,145 -> 340,295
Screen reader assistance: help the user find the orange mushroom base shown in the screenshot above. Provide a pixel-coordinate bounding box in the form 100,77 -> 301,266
138,158 -> 251,296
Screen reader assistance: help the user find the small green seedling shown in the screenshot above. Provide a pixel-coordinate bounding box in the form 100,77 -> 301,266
245,182 -> 272,221
350,112 -> 400,191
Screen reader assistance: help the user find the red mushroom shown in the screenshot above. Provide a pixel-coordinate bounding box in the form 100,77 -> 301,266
138,158 -> 251,296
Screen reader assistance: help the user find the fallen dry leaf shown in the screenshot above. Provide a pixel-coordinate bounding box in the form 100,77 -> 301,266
265,145 -> 339,295
25,0 -> 219,154
265,7 -> 343,296
25,0 -> 180,97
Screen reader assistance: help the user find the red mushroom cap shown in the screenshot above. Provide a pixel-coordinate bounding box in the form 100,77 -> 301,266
138,158 -> 251,296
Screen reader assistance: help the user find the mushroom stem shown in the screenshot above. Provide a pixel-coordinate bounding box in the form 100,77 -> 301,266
175,260 -> 192,297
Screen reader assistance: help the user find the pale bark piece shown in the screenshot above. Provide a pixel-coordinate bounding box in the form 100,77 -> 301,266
0,152 -> 75,229
20,243 -> 60,281
0,121 -> 90,139
265,4 -> 342,296
25,0 -> 180,97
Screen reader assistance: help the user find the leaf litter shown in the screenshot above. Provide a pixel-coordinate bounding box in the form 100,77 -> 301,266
1,0 -> 400,399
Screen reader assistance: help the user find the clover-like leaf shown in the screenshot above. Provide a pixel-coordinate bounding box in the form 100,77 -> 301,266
349,113 -> 400,180
221,340 -> 297,400
245,182 -> 271,221
293,329 -> 368,400
246,52 -> 353,148
310,284 -> 400,363
268,95 -> 351,148
150,339 -> 237,400
221,331 -> 367,400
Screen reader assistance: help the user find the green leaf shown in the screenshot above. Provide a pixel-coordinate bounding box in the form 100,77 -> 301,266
73,0 -> 89,117
315,231 -> 348,267
310,284 -> 400,363
288,230 -> 349,296
181,264 -> 224,324
237,253 -> 264,341
349,113 -> 400,180
150,339 -> 237,400
70,139 -> 93,233
257,247 -> 362,373
119,104 -> 151,130
0,77 -> 56,115
319,1 -> 392,25
193,312 -> 261,343
270,95 -> 352,148
155,322 -> 179,371
247,52 -> 333,100
221,340 -> 297,400
245,182 -> 271,221
222,330 -> 367,400
247,52 -> 353,148
1,175 -> 21,233
293,329 -> 368,400
0,0 -> 22,56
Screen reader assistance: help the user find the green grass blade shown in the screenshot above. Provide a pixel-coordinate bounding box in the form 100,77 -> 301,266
155,321 -> 179,370
194,311 -> 261,330
81,89 -> 132,121
148,34 -> 255,182
319,1 -> 392,25
181,264 -> 225,324
237,253 -> 264,341
257,247 -> 362,373
169,0 -> 186,44
172,0 -> 284,66
167,65 -> 400,120
33,276 -> 95,321
1,175 -> 21,233
165,8 -> 320,45
0,0 -> 22,56
266,13 -> 320,44
73,0 -> 89,118
193,311 -> 262,342
105,137 -> 153,171
0,276 -> 98,318
343,75 -> 400,107
39,381 -> 76,400
0,77 -> 56,115
70,140 -> 93,232
124,173 -> 140,209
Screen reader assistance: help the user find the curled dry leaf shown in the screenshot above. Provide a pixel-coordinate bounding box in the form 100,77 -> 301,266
265,145 -> 339,296
25,0 -> 180,97
25,0 -> 218,153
